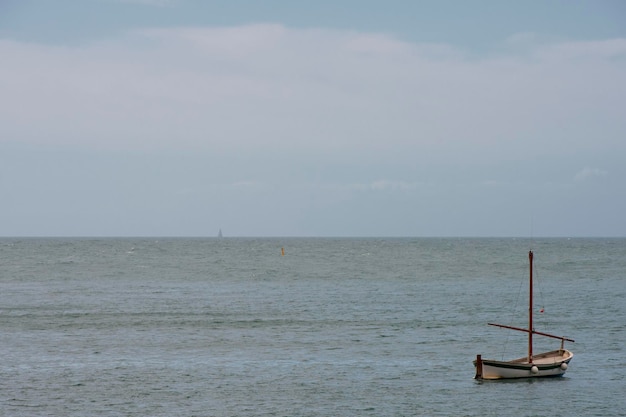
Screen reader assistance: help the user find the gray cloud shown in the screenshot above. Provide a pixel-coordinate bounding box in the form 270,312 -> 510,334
575,167 -> 608,181
1,25 -> 625,236
2,26 -> 624,158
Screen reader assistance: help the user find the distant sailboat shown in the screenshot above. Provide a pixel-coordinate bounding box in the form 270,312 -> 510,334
218,229 -> 223,238
473,250 -> 574,380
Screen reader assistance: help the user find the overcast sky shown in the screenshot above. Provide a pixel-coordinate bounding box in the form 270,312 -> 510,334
1,0 -> 625,237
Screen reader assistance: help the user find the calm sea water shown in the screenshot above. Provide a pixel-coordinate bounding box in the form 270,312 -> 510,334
1,237 -> 624,416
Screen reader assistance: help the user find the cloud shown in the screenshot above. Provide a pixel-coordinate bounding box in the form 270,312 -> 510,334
0,24 -> 625,167
102,0 -> 178,6
1,20 -> 625,237
574,167 -> 608,181
370,180 -> 417,191
232,180 -> 264,188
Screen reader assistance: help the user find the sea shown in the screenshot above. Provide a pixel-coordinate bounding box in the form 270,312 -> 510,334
1,237 -> 624,417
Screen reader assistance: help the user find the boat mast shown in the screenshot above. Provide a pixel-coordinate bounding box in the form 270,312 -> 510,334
528,250 -> 533,363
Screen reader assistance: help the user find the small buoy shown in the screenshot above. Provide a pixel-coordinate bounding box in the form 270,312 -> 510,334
531,365 -> 539,374
540,308 -> 544,313
281,247 -> 285,256
560,362 -> 568,370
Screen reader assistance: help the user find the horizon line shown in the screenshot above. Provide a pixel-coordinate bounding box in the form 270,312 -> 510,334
1,235 -> 624,239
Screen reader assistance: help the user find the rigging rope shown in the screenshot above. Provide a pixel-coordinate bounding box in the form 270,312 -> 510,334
535,260 -> 545,318
500,257 -> 526,361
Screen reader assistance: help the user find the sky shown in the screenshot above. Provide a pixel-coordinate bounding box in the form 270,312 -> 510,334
1,0 -> 625,237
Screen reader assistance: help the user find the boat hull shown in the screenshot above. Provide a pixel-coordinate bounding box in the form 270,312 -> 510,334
474,349 -> 573,380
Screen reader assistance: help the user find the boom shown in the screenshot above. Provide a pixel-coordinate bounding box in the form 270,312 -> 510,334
488,322 -> 575,343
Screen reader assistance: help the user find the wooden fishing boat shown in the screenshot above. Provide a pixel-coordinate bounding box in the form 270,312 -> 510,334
474,250 -> 574,380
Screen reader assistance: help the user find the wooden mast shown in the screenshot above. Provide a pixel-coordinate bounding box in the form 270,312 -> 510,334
528,250 -> 533,363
